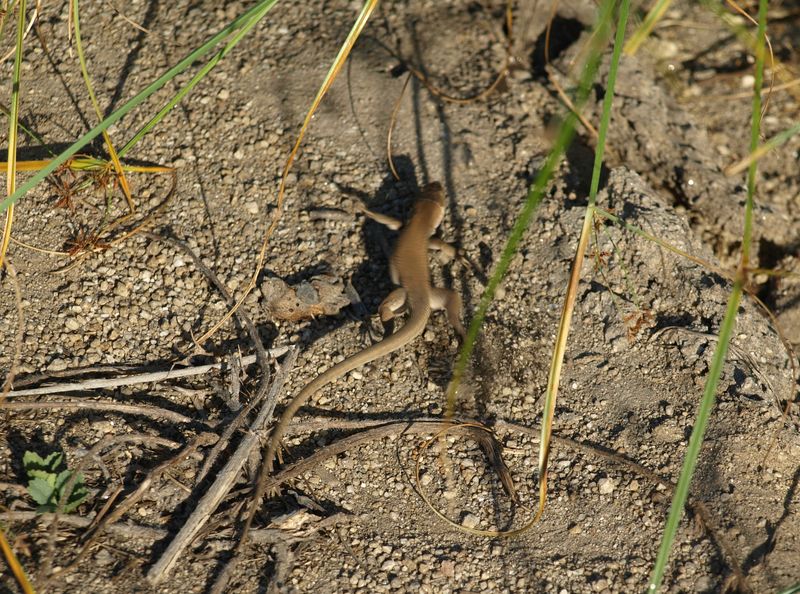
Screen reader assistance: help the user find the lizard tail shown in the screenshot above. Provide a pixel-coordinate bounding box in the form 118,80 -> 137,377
265,298 -> 432,473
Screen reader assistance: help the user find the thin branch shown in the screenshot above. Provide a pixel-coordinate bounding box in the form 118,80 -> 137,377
146,348 -> 297,585
5,348 -> 288,398
2,400 -> 200,424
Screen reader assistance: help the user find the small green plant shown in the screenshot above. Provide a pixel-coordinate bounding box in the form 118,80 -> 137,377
23,450 -> 88,514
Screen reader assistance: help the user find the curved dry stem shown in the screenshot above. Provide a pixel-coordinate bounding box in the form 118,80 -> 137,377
386,73 -> 412,181
725,0 -> 775,122
195,0 -> 379,346
0,0 -> 38,64
414,421 -> 542,538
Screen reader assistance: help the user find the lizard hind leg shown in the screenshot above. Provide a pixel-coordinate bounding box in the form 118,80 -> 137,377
430,287 -> 466,340
379,287 -> 408,334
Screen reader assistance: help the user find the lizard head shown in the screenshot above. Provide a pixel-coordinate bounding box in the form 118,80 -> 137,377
414,182 -> 445,230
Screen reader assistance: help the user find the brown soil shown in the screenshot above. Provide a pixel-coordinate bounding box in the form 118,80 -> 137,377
1,1 -> 799,593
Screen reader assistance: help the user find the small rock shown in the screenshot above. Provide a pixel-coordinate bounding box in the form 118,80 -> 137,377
94,420 -> 115,435
461,512 -> 480,529
598,478 -> 615,495
439,560 -> 455,578
48,358 -> 68,372
380,560 -> 396,572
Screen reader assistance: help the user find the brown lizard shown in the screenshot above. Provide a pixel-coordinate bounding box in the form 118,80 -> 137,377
263,181 -> 466,473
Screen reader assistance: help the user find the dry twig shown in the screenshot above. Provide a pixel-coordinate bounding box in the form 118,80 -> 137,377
146,348 -> 297,585
2,400 -> 200,424
5,350 -> 288,398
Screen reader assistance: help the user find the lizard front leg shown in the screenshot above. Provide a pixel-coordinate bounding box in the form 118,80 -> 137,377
430,287 -> 466,340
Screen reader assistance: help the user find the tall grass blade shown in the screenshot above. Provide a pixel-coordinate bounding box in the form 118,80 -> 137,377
71,0 -> 133,211
444,0 -> 623,534
0,0 -> 281,215
624,0 -> 672,55
647,0 -> 767,589
120,0 -> 279,156
1,0 -> 27,267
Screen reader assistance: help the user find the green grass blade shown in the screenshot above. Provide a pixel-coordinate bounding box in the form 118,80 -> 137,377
624,0 -> 672,55
647,0 -> 768,589
647,285 -> 743,590
0,101 -> 53,152
120,0 -> 279,156
726,120 -> 800,176
444,0 -> 621,532
0,0 -> 281,215
445,0 -> 616,416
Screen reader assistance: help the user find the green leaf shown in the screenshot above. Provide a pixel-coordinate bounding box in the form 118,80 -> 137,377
26,468 -> 55,482
23,450 -> 62,475
54,469 -> 73,491
22,450 -> 45,467
63,477 -> 88,514
27,477 -> 56,506
23,450 -> 88,514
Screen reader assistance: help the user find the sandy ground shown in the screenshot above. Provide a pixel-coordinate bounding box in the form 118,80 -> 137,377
1,1 -> 799,592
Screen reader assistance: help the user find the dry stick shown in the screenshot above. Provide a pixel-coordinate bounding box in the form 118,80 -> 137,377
5,350 -> 289,398
0,511 -> 337,546
12,363 -> 151,389
2,400 -> 200,424
52,432 -> 220,581
0,260 -> 23,404
38,434 -> 180,585
148,231 -> 278,482
0,511 -> 168,541
146,348 -> 298,585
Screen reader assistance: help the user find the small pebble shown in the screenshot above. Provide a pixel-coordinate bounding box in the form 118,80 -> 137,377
48,358 -> 68,372
598,478 -> 615,494
461,513 -> 480,529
